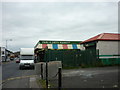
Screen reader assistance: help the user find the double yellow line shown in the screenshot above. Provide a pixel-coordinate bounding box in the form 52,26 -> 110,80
2,75 -> 37,84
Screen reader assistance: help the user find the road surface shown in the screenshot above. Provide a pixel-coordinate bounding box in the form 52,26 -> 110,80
2,61 -> 36,88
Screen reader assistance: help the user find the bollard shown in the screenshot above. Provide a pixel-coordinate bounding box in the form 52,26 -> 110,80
45,46 -> 48,88
58,67 -> 62,90
46,62 -> 48,88
41,64 -> 43,79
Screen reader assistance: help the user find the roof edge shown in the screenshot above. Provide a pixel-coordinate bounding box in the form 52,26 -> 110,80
80,33 -> 120,44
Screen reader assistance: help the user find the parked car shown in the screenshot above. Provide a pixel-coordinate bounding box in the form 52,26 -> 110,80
15,58 -> 20,63
10,57 -> 14,61
6,58 -> 10,62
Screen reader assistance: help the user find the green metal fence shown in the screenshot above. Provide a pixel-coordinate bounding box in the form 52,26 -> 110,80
99,54 -> 120,65
43,49 -> 99,67
100,58 -> 120,65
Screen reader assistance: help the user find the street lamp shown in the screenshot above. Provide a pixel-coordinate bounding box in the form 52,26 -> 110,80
5,39 -> 12,61
6,39 -> 12,50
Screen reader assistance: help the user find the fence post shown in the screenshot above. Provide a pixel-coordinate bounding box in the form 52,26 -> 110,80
41,64 -> 43,79
58,67 -> 62,90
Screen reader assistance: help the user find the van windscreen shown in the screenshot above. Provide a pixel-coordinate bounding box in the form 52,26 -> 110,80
20,55 -> 34,60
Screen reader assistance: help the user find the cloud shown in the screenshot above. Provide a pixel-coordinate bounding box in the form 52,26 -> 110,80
2,2 -> 118,51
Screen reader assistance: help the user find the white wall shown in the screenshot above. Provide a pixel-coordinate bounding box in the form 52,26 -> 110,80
96,41 -> 120,55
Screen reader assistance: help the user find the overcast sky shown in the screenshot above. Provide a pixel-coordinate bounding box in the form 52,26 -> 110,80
1,1 -> 118,52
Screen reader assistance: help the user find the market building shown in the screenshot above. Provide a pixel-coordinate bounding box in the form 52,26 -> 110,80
34,40 -> 85,62
35,40 -> 84,50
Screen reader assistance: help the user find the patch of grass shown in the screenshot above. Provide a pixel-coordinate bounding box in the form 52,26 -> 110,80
63,66 -> 80,69
37,79 -> 46,88
37,79 -> 54,89
62,62 -> 120,70
48,80 -> 56,88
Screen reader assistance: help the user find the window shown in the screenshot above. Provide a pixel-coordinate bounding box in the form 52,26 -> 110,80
20,55 -> 34,60
2,51 -> 4,55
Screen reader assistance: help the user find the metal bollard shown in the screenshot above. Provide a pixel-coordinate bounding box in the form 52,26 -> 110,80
41,64 -> 43,79
58,67 -> 62,90
46,62 -> 48,88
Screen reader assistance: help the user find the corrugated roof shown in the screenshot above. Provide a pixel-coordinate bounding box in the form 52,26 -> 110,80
81,33 -> 120,44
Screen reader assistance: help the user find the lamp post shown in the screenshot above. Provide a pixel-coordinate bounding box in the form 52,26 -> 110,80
6,39 -> 12,50
5,39 -> 12,62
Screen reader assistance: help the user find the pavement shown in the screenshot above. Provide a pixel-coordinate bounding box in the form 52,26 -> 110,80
29,75 -> 42,88
49,66 -> 119,88
29,66 -> 119,88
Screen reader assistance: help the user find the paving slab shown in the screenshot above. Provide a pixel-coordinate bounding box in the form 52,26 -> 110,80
29,75 -> 42,88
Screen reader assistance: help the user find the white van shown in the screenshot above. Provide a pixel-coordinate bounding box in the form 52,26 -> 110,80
19,48 -> 35,70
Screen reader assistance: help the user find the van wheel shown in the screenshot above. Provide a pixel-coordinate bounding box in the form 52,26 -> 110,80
32,66 -> 35,70
19,66 -> 22,70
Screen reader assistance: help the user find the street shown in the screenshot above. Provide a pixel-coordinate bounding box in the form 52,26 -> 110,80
1,60 -> 119,88
2,61 -> 36,88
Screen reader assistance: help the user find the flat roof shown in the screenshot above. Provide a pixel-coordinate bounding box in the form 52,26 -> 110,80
35,40 -> 82,50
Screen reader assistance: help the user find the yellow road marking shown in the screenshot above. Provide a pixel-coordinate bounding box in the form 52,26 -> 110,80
2,75 -> 37,84
2,61 -> 15,64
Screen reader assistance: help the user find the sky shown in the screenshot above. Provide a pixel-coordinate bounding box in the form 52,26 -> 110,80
1,0 -> 119,52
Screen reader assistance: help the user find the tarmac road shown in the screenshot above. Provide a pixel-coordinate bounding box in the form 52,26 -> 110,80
2,61 -> 36,88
